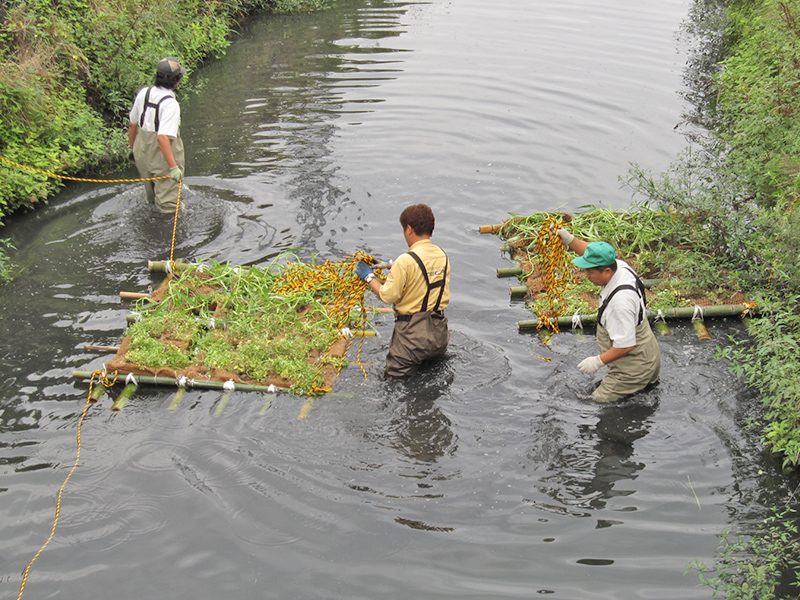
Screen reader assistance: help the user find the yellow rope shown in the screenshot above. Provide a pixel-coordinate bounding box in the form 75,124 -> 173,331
17,369 -> 117,600
1,153 -> 182,273
530,217 -> 575,341
0,154 -> 170,183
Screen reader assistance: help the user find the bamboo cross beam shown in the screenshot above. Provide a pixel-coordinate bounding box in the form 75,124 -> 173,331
518,303 -> 758,331
479,224 -> 504,233
120,291 -> 151,300
73,370 -> 290,393
83,344 -> 121,353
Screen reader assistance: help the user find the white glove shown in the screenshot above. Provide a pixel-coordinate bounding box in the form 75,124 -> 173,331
557,228 -> 574,247
577,355 -> 604,374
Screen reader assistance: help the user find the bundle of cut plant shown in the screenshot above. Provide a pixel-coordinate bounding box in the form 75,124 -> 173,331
105,253 -> 383,395
492,205 -> 751,326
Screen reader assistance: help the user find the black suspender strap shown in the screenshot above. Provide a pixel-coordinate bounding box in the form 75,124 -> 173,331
597,267 -> 647,326
406,250 -> 448,313
139,87 -> 173,132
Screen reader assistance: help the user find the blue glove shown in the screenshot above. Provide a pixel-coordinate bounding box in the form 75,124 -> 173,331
356,261 -> 374,281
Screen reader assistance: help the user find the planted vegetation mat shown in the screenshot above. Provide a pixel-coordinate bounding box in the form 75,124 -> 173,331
495,205 -> 750,321
105,255 -> 376,395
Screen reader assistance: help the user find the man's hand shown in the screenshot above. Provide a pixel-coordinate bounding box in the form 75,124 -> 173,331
557,228 -> 574,247
577,355 -> 604,374
128,150 -> 136,164
169,166 -> 183,181
356,261 -> 375,282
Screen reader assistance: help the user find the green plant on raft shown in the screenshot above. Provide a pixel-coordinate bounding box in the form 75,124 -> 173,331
122,258 -> 353,393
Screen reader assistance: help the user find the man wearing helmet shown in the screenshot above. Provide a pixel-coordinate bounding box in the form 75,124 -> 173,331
128,57 -> 186,214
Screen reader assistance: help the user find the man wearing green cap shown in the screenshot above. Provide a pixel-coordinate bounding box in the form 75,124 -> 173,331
557,228 -> 661,402
128,57 -> 186,214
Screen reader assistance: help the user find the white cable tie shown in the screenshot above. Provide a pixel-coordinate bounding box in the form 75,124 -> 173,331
340,327 -> 353,338
197,263 -> 206,273
223,379 -> 236,391
125,373 -> 138,386
267,384 -> 277,394
164,261 -> 173,274
571,311 -> 583,330
692,304 -> 704,321
177,376 -> 188,388
100,363 -> 107,376
656,309 -> 666,323
130,311 -> 142,322
233,267 -> 241,274
207,318 -> 216,330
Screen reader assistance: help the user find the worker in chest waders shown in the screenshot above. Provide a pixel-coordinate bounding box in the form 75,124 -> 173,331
128,57 -> 186,214
558,229 -> 661,403
356,204 -> 451,378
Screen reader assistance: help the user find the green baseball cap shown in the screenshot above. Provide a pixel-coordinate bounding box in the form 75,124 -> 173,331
573,241 -> 617,269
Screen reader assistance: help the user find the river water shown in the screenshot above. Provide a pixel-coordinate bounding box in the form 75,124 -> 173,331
2,0 -> 797,598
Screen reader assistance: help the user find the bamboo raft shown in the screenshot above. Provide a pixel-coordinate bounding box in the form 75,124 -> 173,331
480,221 -> 757,340
76,256 -> 385,416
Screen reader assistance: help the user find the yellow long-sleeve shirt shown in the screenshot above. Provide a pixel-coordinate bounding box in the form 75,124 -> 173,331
378,239 -> 450,314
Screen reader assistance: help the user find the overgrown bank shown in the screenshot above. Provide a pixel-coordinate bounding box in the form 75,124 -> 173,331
0,0 -> 328,268
632,0 -> 800,596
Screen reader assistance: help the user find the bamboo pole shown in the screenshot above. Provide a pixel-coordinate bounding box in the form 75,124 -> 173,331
120,291 -> 151,300
89,384 -> 107,403
73,370 -> 290,393
479,224 -> 504,233
518,303 -> 757,331
497,266 -> 525,277
83,344 -> 121,352
693,319 -> 712,340
214,389 -> 233,417
653,321 -> 672,336
167,387 -> 186,411
147,259 -> 190,273
111,382 -> 138,411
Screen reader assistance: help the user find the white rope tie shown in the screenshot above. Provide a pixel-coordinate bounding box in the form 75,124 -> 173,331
177,376 -> 188,388
692,304 -> 704,321
340,327 -> 353,338
656,309 -> 666,323
223,380 -> 236,391
125,373 -> 138,386
571,311 -> 583,330
267,384 -> 277,393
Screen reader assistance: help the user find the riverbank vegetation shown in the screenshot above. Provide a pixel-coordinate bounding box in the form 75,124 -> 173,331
0,0 -> 329,278
642,0 -> 800,596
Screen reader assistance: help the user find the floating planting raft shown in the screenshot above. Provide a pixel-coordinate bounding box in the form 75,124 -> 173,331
480,207 -> 758,336
76,253 -> 387,414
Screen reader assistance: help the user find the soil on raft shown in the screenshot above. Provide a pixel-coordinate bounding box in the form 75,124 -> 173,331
106,272 -> 350,390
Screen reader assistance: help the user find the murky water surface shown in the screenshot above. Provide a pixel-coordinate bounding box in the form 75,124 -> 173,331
1,0 -> 796,598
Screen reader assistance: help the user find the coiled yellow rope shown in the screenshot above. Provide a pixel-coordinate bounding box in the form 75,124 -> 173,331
274,251 -> 385,393
16,369 -> 117,600
530,217 -> 575,340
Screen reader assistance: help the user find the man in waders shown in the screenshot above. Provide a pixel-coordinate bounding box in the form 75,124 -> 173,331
558,229 -> 660,402
127,57 -> 186,214
356,204 -> 450,378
